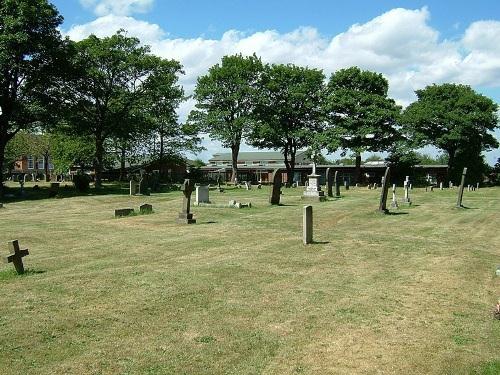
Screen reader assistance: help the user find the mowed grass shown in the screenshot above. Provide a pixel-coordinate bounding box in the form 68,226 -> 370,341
0,183 -> 499,374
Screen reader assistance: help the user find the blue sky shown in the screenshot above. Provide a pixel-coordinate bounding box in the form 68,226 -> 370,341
51,0 -> 500,163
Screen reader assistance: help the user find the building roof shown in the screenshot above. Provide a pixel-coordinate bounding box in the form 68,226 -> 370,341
209,151 -> 310,162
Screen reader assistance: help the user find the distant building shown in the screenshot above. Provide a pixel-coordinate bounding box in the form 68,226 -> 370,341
13,155 -> 54,176
202,151 -> 312,183
201,151 -> 449,185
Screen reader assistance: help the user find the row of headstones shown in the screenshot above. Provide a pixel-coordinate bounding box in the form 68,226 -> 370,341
115,204 -> 153,217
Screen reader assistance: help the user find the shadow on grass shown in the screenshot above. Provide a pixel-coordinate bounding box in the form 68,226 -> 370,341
311,241 -> 330,245
0,268 -> 45,281
386,211 -> 409,216
1,183 -> 181,204
455,206 -> 479,210
198,221 -> 217,225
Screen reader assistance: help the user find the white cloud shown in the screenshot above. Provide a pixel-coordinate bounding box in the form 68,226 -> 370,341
65,14 -> 165,43
64,7 -> 500,162
80,0 -> 154,16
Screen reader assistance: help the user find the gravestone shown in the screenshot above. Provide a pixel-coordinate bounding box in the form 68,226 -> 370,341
139,204 -> 153,214
344,179 -> 350,191
378,167 -> 391,214
391,184 -> 399,209
178,179 -> 196,224
373,183 -> 378,189
325,168 -> 333,197
334,171 -> 341,198
456,167 -> 467,208
269,169 -> 282,205
303,160 -> 326,201
4,240 -> 29,274
244,181 -> 251,190
403,176 -> 411,204
440,182 -> 444,190
115,208 -> 134,217
130,180 -> 138,196
195,185 -> 210,204
303,205 -> 313,245
48,182 -> 60,198
476,182 -> 480,190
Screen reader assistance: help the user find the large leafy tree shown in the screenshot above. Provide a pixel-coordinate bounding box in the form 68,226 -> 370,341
402,84 -> 498,182
144,60 -> 201,167
0,0 -> 68,195
188,54 -> 263,182
323,67 -> 401,183
250,63 -> 325,183
61,31 -> 185,187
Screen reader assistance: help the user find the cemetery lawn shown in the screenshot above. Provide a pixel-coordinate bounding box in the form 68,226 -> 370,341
1,183 -> 499,375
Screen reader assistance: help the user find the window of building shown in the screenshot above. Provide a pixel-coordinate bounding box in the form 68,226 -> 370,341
27,156 -> 34,170
37,158 -> 45,170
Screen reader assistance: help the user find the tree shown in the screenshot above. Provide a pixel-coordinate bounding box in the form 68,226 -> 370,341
144,59 -> 201,172
0,0 -> 68,195
250,63 -> 325,183
188,54 -> 263,182
401,83 -> 498,182
323,67 -> 401,183
50,133 -> 95,174
61,31 -> 184,187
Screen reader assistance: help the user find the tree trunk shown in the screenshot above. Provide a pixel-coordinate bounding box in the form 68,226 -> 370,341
95,137 -> 104,188
231,143 -> 240,183
44,153 -> 50,182
354,153 -> 362,184
0,139 -> 6,197
447,148 -> 456,183
119,146 -> 126,181
283,141 -> 296,185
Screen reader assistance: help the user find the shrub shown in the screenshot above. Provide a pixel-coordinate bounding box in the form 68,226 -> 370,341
73,174 -> 91,192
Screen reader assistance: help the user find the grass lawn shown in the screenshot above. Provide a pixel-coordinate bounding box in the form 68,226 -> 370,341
0,182 -> 499,374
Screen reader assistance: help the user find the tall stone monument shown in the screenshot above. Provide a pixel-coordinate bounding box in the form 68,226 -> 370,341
178,179 -> 196,224
334,170 -> 341,198
269,169 -> 282,205
378,167 -> 391,214
325,168 -> 333,198
456,167 -> 467,208
303,158 -> 325,201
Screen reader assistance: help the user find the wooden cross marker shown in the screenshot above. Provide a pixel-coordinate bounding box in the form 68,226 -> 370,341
4,240 -> 29,274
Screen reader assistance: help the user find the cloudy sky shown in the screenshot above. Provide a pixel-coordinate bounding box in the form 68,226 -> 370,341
52,0 -> 500,163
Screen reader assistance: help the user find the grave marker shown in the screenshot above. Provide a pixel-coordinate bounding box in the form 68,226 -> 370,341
115,208 -> 134,217
334,171 -> 341,198
303,205 -> 313,245
456,167 -> 467,208
378,167 -> 391,214
139,204 -> 153,214
4,240 -> 29,274
195,185 -> 210,204
391,184 -> 399,208
269,169 -> 282,205
325,168 -> 333,197
178,179 -> 196,224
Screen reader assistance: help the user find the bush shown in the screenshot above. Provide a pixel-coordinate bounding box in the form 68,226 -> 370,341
72,174 -> 91,192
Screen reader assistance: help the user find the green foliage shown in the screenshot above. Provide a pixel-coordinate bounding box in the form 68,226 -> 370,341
401,83 -> 498,180
323,67 -> 401,154
0,0 -> 68,191
188,54 -> 263,181
60,31 -> 185,187
365,154 -> 384,162
191,159 -> 207,168
249,63 -> 325,181
50,133 -> 95,173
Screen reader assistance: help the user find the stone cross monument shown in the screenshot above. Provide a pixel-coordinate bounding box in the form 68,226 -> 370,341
178,179 -> 196,224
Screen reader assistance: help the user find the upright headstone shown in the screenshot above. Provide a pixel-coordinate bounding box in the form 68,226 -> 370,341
391,184 -> 399,208
378,167 -> 391,214
139,204 -> 153,214
334,171 -> 341,198
48,182 -> 60,198
325,168 -> 333,198
4,240 -> 29,274
303,161 -> 326,201
130,180 -> 138,196
344,179 -> 350,191
456,167 -> 467,208
303,205 -> 313,245
115,208 -> 134,217
178,179 -> 196,224
476,182 -> 480,190
195,185 -> 210,204
403,176 -> 411,204
269,169 -> 282,205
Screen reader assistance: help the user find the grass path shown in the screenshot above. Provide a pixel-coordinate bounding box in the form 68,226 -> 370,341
0,184 -> 499,374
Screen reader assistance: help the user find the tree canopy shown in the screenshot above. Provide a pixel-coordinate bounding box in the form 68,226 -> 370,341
249,63 -> 325,183
0,0 -> 68,194
323,66 -> 401,182
188,54 -> 263,182
402,83 -> 498,182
